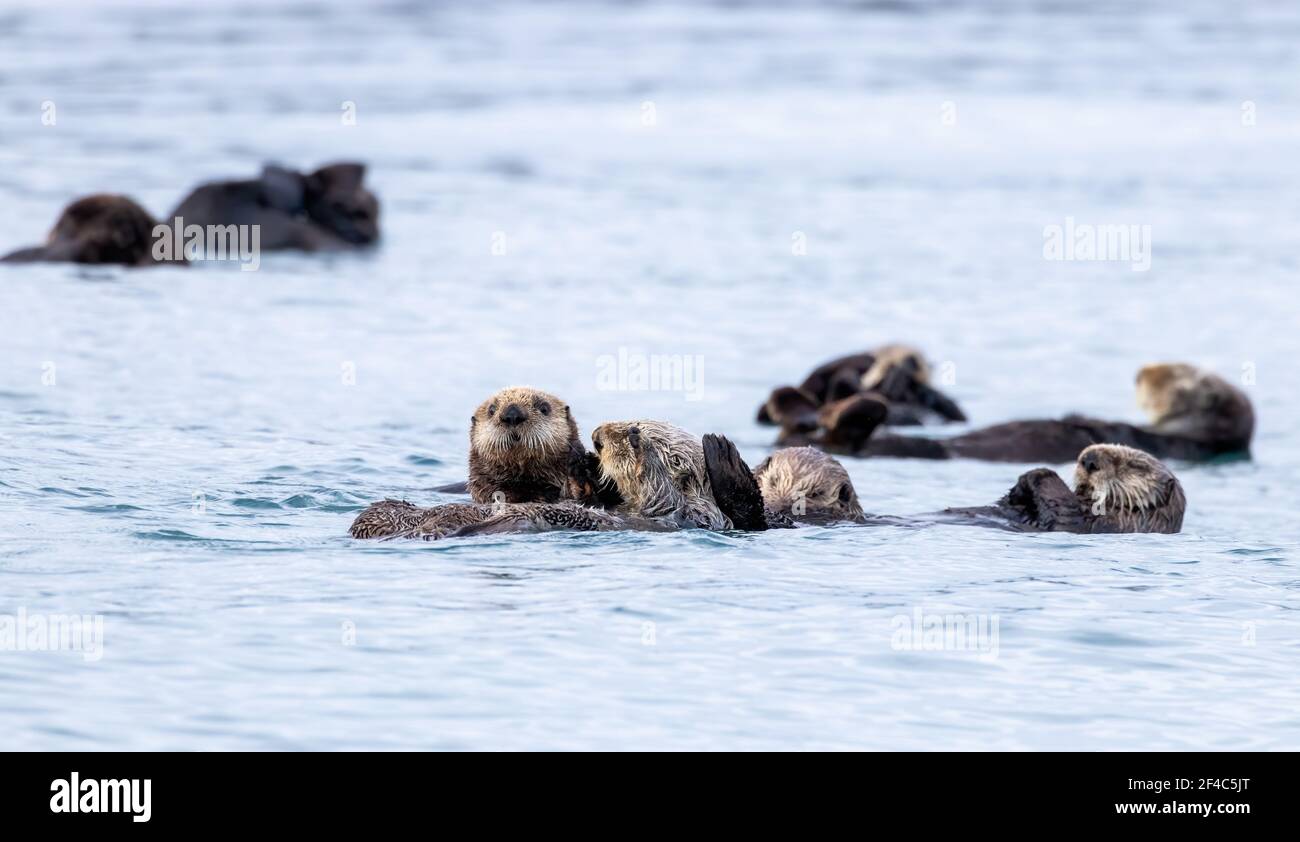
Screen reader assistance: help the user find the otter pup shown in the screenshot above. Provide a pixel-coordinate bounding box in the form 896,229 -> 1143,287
1,194 -> 183,267
592,420 -> 733,530
169,162 -> 379,251
751,447 -> 867,525
845,363 -> 1253,463
757,344 -> 966,430
350,419 -> 736,540
707,440 -> 1185,535
467,386 -> 615,506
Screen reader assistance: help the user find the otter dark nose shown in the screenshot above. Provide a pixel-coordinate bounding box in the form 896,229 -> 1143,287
1082,454 -> 1101,474
627,426 -> 641,450
592,431 -> 603,452
500,404 -> 526,426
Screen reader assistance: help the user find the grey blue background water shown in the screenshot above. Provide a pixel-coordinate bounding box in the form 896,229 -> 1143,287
1,0 -> 1297,750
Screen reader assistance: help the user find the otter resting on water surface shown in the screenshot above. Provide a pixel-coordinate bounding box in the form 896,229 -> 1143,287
350,419 -> 740,539
757,344 -> 967,431
169,162 -> 380,251
465,386 -> 616,506
789,363 -> 1253,464
0,194 -> 184,267
706,442 -> 1185,534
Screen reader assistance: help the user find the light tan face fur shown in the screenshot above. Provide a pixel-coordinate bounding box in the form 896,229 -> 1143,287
1135,363 -> 1205,425
470,387 -> 572,458
754,447 -> 865,522
1072,444 -> 1184,535
1135,362 -> 1254,438
591,420 -> 723,525
860,343 -> 930,391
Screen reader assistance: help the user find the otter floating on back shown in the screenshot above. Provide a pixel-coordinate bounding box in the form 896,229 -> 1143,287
1,194 -> 186,267
783,363 -> 1253,464
169,162 -> 380,252
758,344 -> 967,431
725,443 -> 1185,534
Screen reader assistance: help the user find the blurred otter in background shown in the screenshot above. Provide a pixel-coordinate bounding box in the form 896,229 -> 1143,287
807,363 -> 1253,464
757,344 -> 967,434
169,162 -> 379,251
0,194 -> 183,267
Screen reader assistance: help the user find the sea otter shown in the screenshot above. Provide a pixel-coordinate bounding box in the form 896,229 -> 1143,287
0,194 -> 184,267
591,420 -> 735,530
348,499 -> 631,540
350,420 -> 738,539
705,440 -> 1184,534
750,446 -> 867,525
757,344 -> 966,430
466,386 -> 616,506
830,363 -> 1253,463
169,162 -> 379,251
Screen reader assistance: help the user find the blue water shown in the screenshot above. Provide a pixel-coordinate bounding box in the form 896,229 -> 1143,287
1,0 -> 1298,750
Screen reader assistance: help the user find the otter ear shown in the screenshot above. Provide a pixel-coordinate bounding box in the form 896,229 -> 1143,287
259,165 -> 305,212
308,162 -> 366,196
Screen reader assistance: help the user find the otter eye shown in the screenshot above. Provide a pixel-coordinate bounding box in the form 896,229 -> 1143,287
536,400 -> 551,415
488,403 -> 497,416
837,484 -> 852,504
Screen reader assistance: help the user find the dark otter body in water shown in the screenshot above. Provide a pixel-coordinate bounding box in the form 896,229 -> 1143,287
169,162 -> 379,251
810,364 -> 1253,464
1,194 -> 183,267
708,442 -> 1185,535
351,420 -> 742,539
349,499 -> 630,540
349,387 -> 619,540
466,386 -> 618,507
758,345 -> 967,430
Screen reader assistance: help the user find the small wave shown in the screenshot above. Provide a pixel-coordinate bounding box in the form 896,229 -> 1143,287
71,503 -> 144,513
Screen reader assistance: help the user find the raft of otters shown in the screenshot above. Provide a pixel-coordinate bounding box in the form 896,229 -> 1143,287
350,385 -> 1189,541
758,349 -> 1253,464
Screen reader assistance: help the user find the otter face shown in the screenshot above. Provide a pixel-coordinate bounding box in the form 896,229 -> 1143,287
753,447 -> 865,524
471,386 -> 572,457
1073,444 -> 1186,533
861,343 -> 930,391
592,420 -> 727,527
1136,363 -> 1254,445
302,163 -> 380,246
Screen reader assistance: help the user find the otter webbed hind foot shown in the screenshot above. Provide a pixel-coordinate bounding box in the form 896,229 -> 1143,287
818,394 -> 889,452
937,469 -> 1087,533
702,434 -> 771,531
869,363 -> 967,424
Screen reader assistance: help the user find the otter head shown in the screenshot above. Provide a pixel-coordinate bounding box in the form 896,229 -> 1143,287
16,194 -> 163,266
1136,363 -> 1254,447
759,386 -> 820,433
753,447 -> 865,524
260,162 -> 379,246
860,343 -> 930,391
471,386 -> 574,459
591,420 -> 729,528
1073,444 -> 1186,534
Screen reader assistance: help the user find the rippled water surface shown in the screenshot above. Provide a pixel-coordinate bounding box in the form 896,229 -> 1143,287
2,0 -> 1299,750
